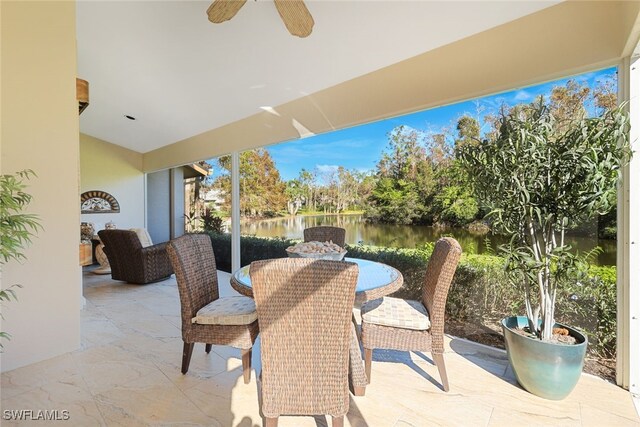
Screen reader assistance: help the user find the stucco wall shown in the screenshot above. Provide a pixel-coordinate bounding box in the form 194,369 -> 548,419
1,1 -> 81,372
80,134 -> 145,231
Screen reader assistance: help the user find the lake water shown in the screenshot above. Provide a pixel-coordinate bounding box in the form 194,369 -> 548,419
240,214 -> 616,266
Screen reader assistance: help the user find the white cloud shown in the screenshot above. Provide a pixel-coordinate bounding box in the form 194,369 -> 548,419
315,164 -> 339,174
574,72 -> 595,82
479,96 -> 507,111
514,90 -> 532,101
356,167 -> 374,175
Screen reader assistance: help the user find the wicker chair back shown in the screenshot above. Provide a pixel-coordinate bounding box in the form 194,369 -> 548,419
250,258 -> 358,418
98,229 -> 173,284
167,234 -> 220,328
303,226 -> 346,247
167,234 -> 259,380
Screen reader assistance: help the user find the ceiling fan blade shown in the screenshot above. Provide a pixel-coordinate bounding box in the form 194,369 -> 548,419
207,0 -> 247,24
274,0 -> 314,38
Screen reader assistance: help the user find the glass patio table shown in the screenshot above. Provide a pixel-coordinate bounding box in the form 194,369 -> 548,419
230,257 -> 404,396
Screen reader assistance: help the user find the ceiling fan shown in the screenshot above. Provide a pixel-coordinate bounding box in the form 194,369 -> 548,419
207,0 -> 314,38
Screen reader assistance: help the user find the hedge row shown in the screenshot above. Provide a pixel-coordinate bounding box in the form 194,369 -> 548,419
206,232 -> 616,357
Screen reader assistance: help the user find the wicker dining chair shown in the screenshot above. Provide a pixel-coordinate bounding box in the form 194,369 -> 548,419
167,234 -> 259,383
98,229 -> 174,284
360,237 -> 462,392
250,258 -> 359,427
303,226 -> 346,247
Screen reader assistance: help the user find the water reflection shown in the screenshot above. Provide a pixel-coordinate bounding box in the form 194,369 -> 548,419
241,214 -> 616,266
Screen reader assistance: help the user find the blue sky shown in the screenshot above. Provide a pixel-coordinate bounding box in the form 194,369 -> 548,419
213,67 -> 617,182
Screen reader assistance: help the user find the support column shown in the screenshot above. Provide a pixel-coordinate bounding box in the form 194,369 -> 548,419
617,55 -> 639,396
231,152 -> 241,273
172,168 -> 186,239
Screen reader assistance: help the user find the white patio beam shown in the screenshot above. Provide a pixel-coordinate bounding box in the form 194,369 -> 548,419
231,151 -> 241,273
617,54 -> 640,396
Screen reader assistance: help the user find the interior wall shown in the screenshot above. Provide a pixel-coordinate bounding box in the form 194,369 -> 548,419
0,1 -> 80,372
80,133 -> 145,231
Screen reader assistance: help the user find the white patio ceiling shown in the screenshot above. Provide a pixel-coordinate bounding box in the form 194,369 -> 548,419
77,1 -> 559,154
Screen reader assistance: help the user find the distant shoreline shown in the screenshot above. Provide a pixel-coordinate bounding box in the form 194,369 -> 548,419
239,211 -> 364,223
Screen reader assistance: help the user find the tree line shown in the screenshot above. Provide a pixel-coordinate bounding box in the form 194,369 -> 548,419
208,151 -> 375,217
202,77 -> 617,231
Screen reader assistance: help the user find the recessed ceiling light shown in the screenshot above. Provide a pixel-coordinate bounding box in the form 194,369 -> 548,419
124,115 -> 136,120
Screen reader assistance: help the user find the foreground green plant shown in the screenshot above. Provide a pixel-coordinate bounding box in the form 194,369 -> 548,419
0,170 -> 42,348
458,100 -> 630,341
0,285 -> 22,345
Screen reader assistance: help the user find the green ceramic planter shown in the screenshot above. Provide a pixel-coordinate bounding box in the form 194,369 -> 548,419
502,316 -> 588,400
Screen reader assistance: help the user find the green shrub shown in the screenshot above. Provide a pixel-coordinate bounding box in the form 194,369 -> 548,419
206,233 -> 616,357
207,233 -> 297,272
448,253 -> 522,322
558,265 -> 617,357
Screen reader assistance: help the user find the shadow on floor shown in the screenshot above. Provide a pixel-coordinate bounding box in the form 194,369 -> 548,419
448,336 -> 521,389
369,348 -> 445,391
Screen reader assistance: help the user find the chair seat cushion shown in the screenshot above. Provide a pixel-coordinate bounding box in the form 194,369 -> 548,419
130,228 -> 153,248
192,296 -> 257,326
361,297 -> 430,330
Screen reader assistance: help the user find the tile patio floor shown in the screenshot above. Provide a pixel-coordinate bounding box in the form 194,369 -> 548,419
1,268 -> 639,426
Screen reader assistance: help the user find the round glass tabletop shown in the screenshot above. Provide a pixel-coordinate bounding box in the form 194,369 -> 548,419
231,257 -> 402,301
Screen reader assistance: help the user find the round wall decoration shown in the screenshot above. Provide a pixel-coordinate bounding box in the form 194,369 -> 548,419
81,190 -> 120,214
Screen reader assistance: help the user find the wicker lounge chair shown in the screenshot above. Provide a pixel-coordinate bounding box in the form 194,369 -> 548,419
360,237 -> 462,392
167,234 -> 259,383
98,229 -> 174,284
303,226 -> 346,247
250,258 -> 358,427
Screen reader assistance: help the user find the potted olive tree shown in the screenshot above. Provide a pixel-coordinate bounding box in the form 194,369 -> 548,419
0,170 -> 41,349
458,99 -> 630,400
